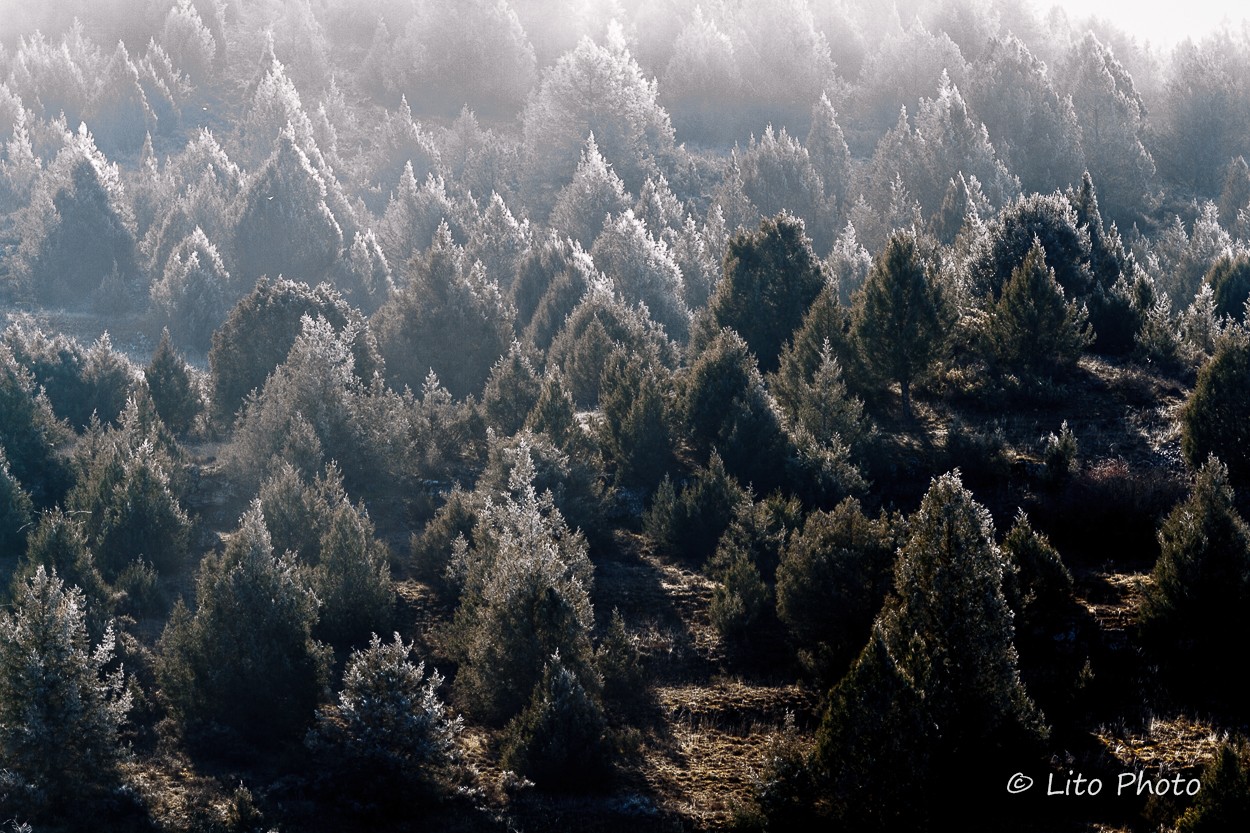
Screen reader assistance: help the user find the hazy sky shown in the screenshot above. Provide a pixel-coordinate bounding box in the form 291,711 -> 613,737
1045,0 -> 1249,47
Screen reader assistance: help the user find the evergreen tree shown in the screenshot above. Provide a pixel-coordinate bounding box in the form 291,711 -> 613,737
0,344 -> 71,508
1176,743 -> 1250,833
230,124 -> 343,286
372,223 -> 513,400
150,227 -> 234,352
1206,252 -> 1250,323
450,449 -> 596,724
739,128 -> 830,254
481,341 -> 542,437
309,633 -> 461,799
852,231 -> 945,416
1182,331 -> 1250,488
157,502 -> 328,747
681,329 -> 791,492
590,209 -> 691,342
818,472 -> 1043,826
548,135 -> 631,250
707,214 -> 827,374
0,446 -> 34,559
1217,156 -> 1250,227
500,652 -> 611,790
311,499 -> 395,651
144,330 -> 201,437
643,451 -> 751,564
0,567 -> 131,798
19,508 -> 111,613
209,277 -> 379,424
776,498 -> 897,684
1139,458 -> 1250,705
985,238 -> 1093,381
598,346 -> 676,490
18,131 -> 139,308
806,92 -> 852,218
885,472 -> 1043,748
522,29 -> 675,208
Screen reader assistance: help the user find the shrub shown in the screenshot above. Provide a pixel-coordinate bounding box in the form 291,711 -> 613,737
643,452 -> 751,564
1176,742 -> 1250,833
1041,420 -> 1079,487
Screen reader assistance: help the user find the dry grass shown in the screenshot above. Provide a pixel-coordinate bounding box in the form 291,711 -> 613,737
641,681 -> 816,830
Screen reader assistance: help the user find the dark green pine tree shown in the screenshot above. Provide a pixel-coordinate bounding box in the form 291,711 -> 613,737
985,238 -> 1092,381
597,347 -> 675,490
817,472 -> 1044,828
1205,253 -> 1250,323
852,231 -> 945,417
156,502 -> 328,748
0,345 -> 72,508
681,328 -> 791,492
0,446 -> 34,559
499,652 -> 611,790
481,340 -> 542,436
707,213 -> 827,373
145,329 -> 201,437
1181,331 -> 1250,489
1140,457 -> 1250,706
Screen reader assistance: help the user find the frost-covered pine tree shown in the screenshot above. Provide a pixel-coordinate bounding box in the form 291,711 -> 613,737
0,567 -> 131,796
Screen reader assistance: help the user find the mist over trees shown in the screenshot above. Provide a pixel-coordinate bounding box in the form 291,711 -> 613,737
1,1 -> 1249,831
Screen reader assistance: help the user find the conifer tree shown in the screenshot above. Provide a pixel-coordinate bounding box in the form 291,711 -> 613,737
1206,253 -> 1250,323
500,652 -> 611,790
985,238 -> 1093,381
598,346 -> 675,490
0,344 -> 71,508
1182,331 -> 1250,488
19,508 -> 111,613
209,277 -> 379,424
231,124 -> 342,286
0,567 -> 131,797
450,449 -> 596,724
144,330 -> 201,437
157,502 -> 327,747
590,209 -> 691,342
1140,457 -> 1250,703
817,472 -> 1043,826
681,328 -> 791,492
548,134 -> 631,250
708,214 -> 827,374
150,227 -> 233,352
312,498 -> 395,651
309,633 -> 461,798
852,231 -> 945,416
372,223 -> 513,400
481,340 -> 542,437
776,498 -> 897,683
0,446 -> 34,558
